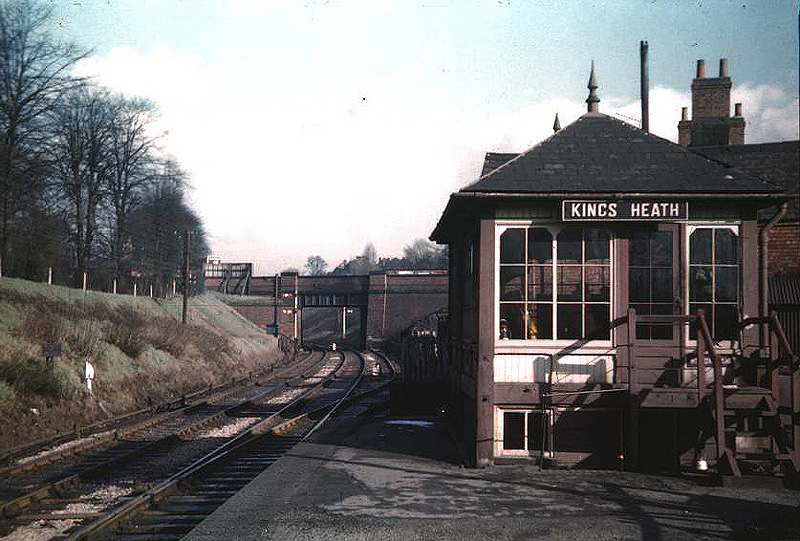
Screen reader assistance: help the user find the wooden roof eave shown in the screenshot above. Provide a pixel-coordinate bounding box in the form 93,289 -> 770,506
451,190 -> 787,200
430,190 -> 789,244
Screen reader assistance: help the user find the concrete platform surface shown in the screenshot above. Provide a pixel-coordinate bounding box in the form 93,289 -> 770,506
184,410 -> 800,541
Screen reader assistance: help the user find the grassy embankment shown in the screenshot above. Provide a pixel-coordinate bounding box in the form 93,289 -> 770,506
0,277 -> 284,450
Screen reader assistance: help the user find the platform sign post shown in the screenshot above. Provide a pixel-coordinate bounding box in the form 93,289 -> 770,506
41,342 -> 62,370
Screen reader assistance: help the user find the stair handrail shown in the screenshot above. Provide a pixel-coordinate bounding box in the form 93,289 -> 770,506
695,309 -> 740,476
769,311 -> 800,471
768,311 -> 798,365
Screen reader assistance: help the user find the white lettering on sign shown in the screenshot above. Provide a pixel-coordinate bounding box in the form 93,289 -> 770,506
568,202 -> 618,218
630,202 -> 681,218
563,200 -> 687,221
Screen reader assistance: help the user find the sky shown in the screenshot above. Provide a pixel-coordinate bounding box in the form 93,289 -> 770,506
50,0 -> 799,275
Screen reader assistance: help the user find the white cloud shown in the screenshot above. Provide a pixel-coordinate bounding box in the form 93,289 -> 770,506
732,84 -> 800,143
73,45 -> 798,275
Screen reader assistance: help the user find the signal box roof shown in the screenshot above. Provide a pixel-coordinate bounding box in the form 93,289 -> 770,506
431,112 -> 787,242
465,113 -> 782,195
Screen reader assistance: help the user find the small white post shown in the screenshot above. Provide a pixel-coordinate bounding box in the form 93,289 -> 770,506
0,256 -> 3,277
83,272 -> 87,291
133,282 -> 137,297
149,284 -> 153,298
172,279 -> 176,296
85,360 -> 95,394
48,267 -> 52,284
113,279 -> 117,294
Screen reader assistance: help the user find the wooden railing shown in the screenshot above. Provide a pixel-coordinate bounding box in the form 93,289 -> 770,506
695,309 -> 740,475
628,308 -> 799,475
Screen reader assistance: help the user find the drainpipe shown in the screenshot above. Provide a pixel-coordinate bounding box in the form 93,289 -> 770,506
759,202 -> 788,352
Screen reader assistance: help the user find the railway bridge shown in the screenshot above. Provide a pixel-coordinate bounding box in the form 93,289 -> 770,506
204,268 -> 448,350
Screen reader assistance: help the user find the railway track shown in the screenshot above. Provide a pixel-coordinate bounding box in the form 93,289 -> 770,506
0,349 -> 319,477
0,350 -> 335,536
0,350 -> 395,541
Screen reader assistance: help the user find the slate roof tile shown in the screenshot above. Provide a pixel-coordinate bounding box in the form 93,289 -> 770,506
465,113 -> 783,195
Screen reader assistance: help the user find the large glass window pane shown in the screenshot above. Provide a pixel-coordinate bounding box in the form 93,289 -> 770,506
557,229 -> 582,263
528,228 -> 552,264
527,266 -> 553,300
651,268 -> 673,302
503,412 -> 525,450
715,304 -> 738,341
500,304 -> 525,339
714,229 -> 738,265
528,304 -> 552,339
690,266 -> 713,301
557,266 -> 582,301
585,304 -> 610,339
630,231 -> 649,266
500,266 -> 524,301
500,228 -> 525,264
630,230 -> 675,341
629,268 -> 650,303
584,266 -> 610,302
651,231 -> 673,266
585,229 -> 610,263
715,266 -> 738,302
557,304 -> 581,339
527,412 -> 544,451
690,229 -> 712,264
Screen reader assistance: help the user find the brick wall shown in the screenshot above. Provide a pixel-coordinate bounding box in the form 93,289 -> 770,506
691,77 -> 731,118
769,222 -> 800,276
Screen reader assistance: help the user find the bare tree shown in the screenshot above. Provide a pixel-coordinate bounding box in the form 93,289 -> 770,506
0,0 -> 86,273
402,238 -> 447,270
361,242 -> 377,268
48,86 -> 112,284
304,255 -> 328,275
106,94 -> 159,281
124,158 -> 208,295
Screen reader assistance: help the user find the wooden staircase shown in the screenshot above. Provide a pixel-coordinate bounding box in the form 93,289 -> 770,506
697,312 -> 800,478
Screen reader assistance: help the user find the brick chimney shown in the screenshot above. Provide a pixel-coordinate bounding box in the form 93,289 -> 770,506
678,58 -> 745,147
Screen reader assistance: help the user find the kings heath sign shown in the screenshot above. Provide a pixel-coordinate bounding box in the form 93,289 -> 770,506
562,199 -> 688,221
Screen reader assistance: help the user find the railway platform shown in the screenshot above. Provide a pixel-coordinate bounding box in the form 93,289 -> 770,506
184,408 -> 799,541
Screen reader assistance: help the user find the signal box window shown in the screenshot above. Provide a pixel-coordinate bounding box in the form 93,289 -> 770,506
629,230 -> 674,339
501,410 -> 545,454
499,226 -> 610,341
689,227 -> 740,341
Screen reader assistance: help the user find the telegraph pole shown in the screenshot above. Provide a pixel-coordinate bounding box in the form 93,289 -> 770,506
182,230 -> 190,324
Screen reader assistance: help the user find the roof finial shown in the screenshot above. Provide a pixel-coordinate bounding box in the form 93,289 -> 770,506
553,113 -> 561,133
586,60 -> 600,113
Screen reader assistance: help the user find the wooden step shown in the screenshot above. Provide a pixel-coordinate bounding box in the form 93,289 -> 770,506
723,386 -> 775,411
735,451 -> 791,461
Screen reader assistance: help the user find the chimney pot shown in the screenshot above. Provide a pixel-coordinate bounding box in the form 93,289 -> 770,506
719,58 -> 728,77
681,106 -> 689,121
734,102 -> 742,117
696,59 -> 705,78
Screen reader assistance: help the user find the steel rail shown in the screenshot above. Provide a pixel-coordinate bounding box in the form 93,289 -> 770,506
0,351 -> 332,520
0,349 -> 315,474
57,350 -> 361,541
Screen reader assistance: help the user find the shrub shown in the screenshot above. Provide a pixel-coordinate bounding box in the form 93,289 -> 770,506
0,381 -> 15,402
106,324 -> 147,358
64,319 -> 102,358
0,354 -> 66,398
18,307 -> 64,344
146,318 -> 187,357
